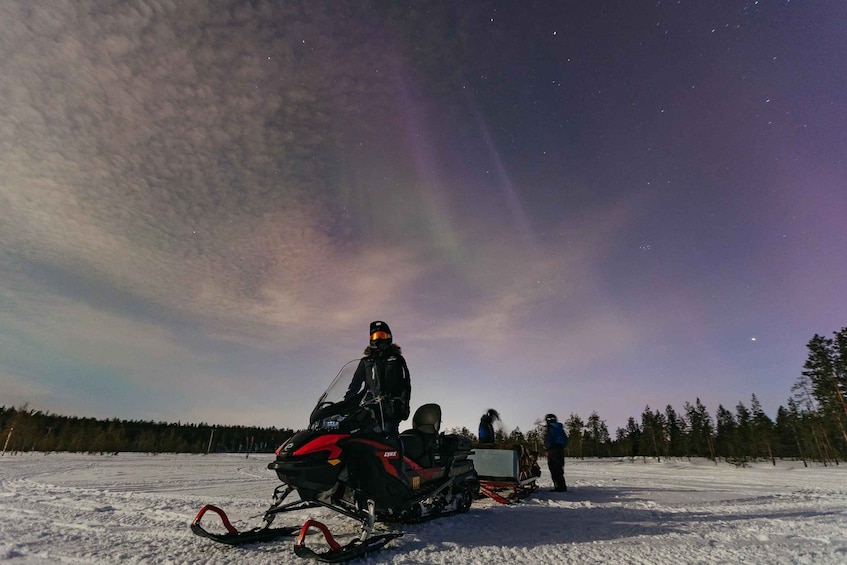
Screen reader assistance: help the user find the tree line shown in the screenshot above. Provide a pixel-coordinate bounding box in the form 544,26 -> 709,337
0,408 -> 294,455
3,327 -> 845,464
452,327 -> 847,465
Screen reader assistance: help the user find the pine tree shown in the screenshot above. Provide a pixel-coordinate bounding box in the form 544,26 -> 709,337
640,405 -> 664,461
775,402 -> 806,464
585,411 -> 610,457
624,417 -> 641,460
665,405 -> 686,458
734,401 -> 752,464
802,332 -> 847,452
684,398 -> 714,460
564,414 -> 584,458
715,404 -> 736,461
750,394 -> 776,464
508,427 -> 525,444
528,418 -> 546,453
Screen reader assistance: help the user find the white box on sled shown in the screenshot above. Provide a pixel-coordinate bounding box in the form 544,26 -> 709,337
468,448 -> 519,481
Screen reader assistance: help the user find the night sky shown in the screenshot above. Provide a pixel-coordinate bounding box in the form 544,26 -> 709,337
2,1 -> 845,435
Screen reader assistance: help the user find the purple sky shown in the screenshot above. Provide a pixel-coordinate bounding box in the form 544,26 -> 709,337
2,1 -> 845,435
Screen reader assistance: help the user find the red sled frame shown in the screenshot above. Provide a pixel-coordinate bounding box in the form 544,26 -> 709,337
478,474 -> 539,504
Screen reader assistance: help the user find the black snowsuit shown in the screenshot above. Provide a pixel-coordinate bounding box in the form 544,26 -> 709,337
345,345 -> 411,435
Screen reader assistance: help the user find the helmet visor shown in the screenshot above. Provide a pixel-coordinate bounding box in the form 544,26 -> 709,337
370,331 -> 391,341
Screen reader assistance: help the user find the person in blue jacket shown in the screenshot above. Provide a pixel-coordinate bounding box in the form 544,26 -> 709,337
544,413 -> 568,492
478,409 -> 500,444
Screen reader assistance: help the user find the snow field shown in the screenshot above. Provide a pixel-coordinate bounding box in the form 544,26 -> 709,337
1,453 -> 845,563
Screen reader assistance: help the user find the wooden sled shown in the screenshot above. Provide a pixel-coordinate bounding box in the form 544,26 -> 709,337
469,445 -> 541,504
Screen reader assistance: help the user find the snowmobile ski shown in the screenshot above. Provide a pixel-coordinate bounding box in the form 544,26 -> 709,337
190,504 -> 299,545
293,519 -> 403,563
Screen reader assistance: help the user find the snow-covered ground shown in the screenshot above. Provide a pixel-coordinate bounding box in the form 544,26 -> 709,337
1,453 -> 845,564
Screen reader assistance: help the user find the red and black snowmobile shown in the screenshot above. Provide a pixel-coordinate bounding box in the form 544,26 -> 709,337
191,360 -> 478,562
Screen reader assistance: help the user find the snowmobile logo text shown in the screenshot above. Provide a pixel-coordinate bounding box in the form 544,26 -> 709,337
383,451 -> 398,458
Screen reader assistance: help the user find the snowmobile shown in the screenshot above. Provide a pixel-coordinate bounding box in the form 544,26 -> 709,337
191,360 -> 478,562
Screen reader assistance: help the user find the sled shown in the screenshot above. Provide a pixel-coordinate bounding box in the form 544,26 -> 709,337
469,446 -> 540,504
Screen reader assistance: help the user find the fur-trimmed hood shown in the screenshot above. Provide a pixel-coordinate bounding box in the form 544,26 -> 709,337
363,343 -> 402,357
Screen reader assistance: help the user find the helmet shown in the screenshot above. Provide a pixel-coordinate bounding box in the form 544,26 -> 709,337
545,413 -> 557,424
369,320 -> 392,349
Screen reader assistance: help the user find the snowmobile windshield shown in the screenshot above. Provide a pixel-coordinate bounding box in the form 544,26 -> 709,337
308,360 -> 376,430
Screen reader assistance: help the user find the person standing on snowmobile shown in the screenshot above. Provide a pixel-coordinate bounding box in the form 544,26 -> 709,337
544,413 -> 568,492
345,321 -> 411,435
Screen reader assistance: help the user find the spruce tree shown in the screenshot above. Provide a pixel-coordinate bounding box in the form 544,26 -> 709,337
735,401 -> 752,464
665,405 -> 686,458
564,414 -> 584,458
750,394 -> 776,464
715,404 -> 736,461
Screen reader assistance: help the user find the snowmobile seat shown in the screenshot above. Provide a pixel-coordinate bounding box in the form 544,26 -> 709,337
400,403 -> 441,467
412,403 -> 441,434
399,432 -> 427,465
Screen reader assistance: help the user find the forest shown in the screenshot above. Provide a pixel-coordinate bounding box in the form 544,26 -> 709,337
0,409 -> 293,456
458,327 -> 847,466
2,327 -> 845,464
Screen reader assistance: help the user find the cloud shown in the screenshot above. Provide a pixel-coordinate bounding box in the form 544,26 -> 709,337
0,372 -> 54,409
6,1 -> 818,434
0,1 -> 405,334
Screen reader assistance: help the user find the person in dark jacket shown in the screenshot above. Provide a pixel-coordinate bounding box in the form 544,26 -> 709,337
478,408 -> 500,444
544,413 -> 568,492
344,321 -> 411,435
